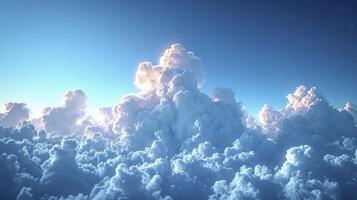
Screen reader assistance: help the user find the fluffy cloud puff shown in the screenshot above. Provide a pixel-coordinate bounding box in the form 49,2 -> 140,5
135,44 -> 203,92
0,103 -> 29,127
0,44 -> 356,200
41,89 -> 87,135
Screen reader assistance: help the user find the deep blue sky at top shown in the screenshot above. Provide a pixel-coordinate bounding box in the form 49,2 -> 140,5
0,0 -> 356,116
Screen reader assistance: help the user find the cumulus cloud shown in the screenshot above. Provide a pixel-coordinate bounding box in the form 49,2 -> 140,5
0,44 -> 356,200
159,44 -> 204,86
135,44 -> 203,93
285,86 -> 325,114
258,104 -> 282,136
0,103 -> 29,127
345,102 -> 357,125
41,89 -> 87,135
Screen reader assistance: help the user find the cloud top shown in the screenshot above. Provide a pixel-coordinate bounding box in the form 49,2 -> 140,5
0,103 -> 29,127
41,89 -> 87,135
135,44 -> 204,93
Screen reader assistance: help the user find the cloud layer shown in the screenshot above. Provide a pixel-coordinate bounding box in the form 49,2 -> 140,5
0,44 -> 356,200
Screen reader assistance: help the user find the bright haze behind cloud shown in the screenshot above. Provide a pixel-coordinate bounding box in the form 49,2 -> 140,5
0,0 -> 357,116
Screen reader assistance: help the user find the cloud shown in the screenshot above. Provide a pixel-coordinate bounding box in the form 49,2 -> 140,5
135,44 -> 203,93
40,139 -> 99,196
16,187 -> 33,200
0,44 -> 356,199
159,44 -> 204,86
41,89 -> 87,135
0,103 -> 29,127
345,102 -> 357,125
284,86 -> 325,114
258,104 -> 282,136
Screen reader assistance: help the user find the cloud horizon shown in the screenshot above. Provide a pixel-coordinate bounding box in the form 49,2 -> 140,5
0,44 -> 356,200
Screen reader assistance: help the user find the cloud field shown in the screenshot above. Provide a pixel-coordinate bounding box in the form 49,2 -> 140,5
1,44 -> 356,200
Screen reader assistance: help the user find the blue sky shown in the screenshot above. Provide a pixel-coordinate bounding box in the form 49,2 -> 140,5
0,0 -> 356,116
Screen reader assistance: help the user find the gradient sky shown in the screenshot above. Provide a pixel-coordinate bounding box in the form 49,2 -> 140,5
0,0 -> 356,117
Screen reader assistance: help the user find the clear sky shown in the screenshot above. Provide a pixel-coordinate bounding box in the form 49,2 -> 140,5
0,0 -> 356,116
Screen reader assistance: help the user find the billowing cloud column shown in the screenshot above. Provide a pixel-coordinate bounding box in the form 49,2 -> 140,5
113,44 -> 244,152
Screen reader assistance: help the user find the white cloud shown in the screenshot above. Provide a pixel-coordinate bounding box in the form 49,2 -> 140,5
0,44 -> 356,199
345,102 -> 357,125
159,44 -> 204,86
41,89 -> 87,135
0,103 -> 29,127
285,86 -> 325,114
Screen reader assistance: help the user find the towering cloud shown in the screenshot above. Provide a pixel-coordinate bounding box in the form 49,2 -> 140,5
115,44 -> 244,152
0,44 -> 356,200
